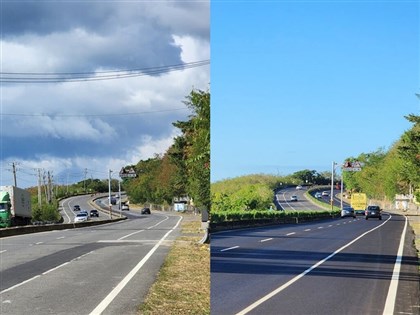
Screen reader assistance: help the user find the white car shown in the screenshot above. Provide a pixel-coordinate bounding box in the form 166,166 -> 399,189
322,191 -> 329,196
121,204 -> 129,211
290,195 -> 298,202
74,213 -> 89,223
296,185 -> 303,190
315,192 -> 322,198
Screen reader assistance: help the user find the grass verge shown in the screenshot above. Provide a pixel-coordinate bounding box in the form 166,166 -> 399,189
139,213 -> 210,315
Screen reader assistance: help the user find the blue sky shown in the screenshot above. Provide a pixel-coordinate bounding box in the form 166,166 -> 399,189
211,1 -> 419,182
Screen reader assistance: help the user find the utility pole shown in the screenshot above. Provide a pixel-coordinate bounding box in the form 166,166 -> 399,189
84,168 -> 88,193
38,168 -> 42,207
118,180 -> 122,217
12,162 -> 17,187
108,169 -> 113,219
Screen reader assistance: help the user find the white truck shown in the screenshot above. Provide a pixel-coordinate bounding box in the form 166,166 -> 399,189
0,186 -> 32,228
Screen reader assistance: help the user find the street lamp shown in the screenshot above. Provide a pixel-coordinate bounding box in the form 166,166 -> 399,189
331,161 -> 338,210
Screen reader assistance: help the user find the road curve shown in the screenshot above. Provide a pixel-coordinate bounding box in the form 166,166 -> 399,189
0,202 -> 182,315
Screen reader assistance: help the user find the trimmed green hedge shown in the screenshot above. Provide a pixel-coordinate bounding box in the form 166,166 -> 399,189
211,209 -> 340,224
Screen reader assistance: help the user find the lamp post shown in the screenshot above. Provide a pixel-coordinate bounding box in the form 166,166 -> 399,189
331,161 -> 338,211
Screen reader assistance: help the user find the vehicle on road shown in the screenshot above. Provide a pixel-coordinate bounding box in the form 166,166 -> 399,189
0,186 -> 32,228
141,207 -> 151,214
296,185 -> 303,190
89,209 -> 99,217
315,192 -> 322,198
74,212 -> 89,223
290,195 -> 298,202
341,206 -> 356,219
321,191 -> 329,196
365,205 -> 382,220
351,193 -> 367,215
121,203 -> 129,211
73,205 -> 81,211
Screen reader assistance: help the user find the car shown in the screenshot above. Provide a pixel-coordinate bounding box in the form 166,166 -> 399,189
315,192 -> 322,199
290,195 -> 298,202
141,207 -> 151,214
341,206 -> 356,219
121,204 -> 129,211
321,191 -> 329,196
365,205 -> 382,220
296,185 -> 303,190
73,205 -> 80,211
90,209 -> 99,217
74,212 -> 89,223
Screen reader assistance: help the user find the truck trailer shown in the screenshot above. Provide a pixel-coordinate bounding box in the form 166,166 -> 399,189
0,186 -> 32,228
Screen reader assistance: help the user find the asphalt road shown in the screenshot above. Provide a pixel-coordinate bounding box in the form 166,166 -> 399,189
0,198 -> 182,315
211,213 -> 420,315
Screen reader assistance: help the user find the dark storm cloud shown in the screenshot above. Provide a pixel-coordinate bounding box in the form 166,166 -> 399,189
1,1 -> 208,72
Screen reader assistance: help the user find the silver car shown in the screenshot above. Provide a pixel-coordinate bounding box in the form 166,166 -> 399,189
74,213 -> 89,223
341,206 -> 356,219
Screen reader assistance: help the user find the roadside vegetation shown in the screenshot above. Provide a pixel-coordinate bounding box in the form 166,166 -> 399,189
139,214 -> 209,315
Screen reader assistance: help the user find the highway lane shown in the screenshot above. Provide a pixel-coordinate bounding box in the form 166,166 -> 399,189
0,210 -> 182,314
276,187 -> 327,211
211,213 -> 420,315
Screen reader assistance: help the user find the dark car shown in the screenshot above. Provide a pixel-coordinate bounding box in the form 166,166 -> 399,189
90,209 -> 99,217
141,207 -> 151,214
365,205 -> 382,220
341,206 -> 356,219
73,205 -> 80,211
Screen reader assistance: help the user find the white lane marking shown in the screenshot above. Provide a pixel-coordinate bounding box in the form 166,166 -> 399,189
317,227 -> 323,229
0,250 -> 95,294
118,216 -> 169,240
56,236 -> 65,240
89,215 -> 182,315
235,215 -> 393,315
328,225 -> 333,228
220,246 -> 240,252
260,238 -> 273,243
42,262 -> 70,275
304,229 -> 311,232
147,215 -> 169,229
35,242 -> 43,245
0,275 -> 41,294
0,250 -> 6,254
383,215 -> 408,315
286,232 -> 295,236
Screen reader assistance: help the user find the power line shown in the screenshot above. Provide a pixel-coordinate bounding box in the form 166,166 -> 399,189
0,107 -> 188,117
0,60 -> 210,83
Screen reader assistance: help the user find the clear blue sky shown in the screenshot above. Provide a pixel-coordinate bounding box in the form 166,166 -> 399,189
211,1 -> 419,182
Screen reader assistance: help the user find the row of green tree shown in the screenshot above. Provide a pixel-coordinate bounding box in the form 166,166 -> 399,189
342,114 -> 420,202
123,89 -> 210,210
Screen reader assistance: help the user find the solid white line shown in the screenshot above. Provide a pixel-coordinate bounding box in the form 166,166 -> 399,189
260,238 -> 273,243
89,215 -> 182,315
383,216 -> 408,315
118,216 -> 169,240
0,275 -> 41,294
42,262 -> 70,275
286,232 -> 295,236
220,246 -> 239,252
235,215 -> 393,315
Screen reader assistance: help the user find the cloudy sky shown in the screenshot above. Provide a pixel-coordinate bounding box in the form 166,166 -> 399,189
0,1 -> 210,188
